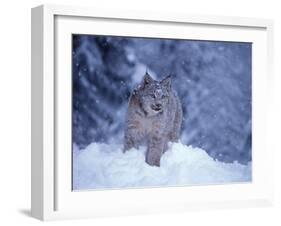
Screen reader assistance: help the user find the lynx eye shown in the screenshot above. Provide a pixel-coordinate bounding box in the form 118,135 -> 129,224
161,94 -> 168,99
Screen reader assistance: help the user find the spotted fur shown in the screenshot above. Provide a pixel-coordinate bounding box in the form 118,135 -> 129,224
124,72 -> 183,166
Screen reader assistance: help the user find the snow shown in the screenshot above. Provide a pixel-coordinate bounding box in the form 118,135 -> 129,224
73,142 -> 251,190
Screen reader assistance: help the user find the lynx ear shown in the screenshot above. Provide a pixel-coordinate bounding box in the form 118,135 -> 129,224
142,72 -> 154,85
161,75 -> 172,90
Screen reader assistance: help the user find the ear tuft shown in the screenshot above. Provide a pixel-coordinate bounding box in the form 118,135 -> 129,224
143,72 -> 154,85
161,75 -> 172,89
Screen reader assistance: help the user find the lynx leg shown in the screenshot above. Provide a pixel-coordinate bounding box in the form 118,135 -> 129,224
170,103 -> 183,142
123,128 -> 143,152
146,135 -> 165,167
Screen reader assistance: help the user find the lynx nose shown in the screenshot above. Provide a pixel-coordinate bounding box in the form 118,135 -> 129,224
151,103 -> 162,111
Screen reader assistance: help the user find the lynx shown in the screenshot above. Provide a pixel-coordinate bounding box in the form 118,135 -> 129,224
124,72 -> 183,166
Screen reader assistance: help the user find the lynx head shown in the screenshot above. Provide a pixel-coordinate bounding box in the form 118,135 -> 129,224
136,72 -> 172,117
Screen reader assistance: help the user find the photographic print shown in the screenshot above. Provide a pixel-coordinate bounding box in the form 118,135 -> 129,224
72,34 -> 252,190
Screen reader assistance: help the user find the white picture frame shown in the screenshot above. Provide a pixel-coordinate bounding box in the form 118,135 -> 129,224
31,4 -> 274,221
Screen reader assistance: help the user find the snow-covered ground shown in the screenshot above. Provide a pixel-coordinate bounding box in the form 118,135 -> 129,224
73,142 -> 251,190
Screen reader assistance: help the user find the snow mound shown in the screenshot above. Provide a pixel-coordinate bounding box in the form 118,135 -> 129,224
73,142 -> 251,190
